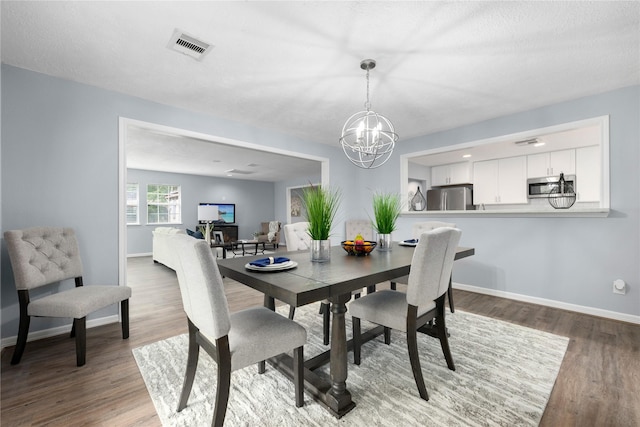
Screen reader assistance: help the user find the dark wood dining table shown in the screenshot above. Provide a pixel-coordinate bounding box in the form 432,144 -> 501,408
217,244 -> 475,418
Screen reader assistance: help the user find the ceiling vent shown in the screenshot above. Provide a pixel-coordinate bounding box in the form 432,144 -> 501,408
167,29 -> 213,61
514,138 -> 539,146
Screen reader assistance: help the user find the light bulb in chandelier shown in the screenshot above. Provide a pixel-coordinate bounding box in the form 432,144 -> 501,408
339,59 -> 398,169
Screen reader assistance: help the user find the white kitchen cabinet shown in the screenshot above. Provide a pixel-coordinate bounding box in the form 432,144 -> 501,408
575,145 -> 600,202
527,149 -> 575,178
431,162 -> 472,186
473,156 -> 528,205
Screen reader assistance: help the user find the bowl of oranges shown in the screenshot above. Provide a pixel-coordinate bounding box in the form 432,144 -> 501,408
341,235 -> 377,256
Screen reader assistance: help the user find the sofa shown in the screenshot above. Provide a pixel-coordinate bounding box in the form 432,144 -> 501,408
152,227 -> 186,270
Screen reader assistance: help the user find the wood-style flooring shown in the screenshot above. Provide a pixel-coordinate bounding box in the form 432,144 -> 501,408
1,255 -> 638,426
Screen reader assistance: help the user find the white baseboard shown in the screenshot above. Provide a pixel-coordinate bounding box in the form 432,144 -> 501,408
128,252 -> 152,258
1,315 -> 121,349
454,282 -> 640,325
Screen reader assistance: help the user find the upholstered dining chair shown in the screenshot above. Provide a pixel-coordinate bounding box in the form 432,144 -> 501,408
349,227 -> 462,401
4,226 -> 131,366
171,234 -> 306,426
390,221 -> 457,313
345,219 -> 374,241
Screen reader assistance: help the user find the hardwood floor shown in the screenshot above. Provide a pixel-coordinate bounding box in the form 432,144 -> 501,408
2,256 -> 638,426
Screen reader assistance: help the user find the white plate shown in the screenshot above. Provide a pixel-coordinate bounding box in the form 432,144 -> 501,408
398,241 -> 418,247
245,260 -> 298,271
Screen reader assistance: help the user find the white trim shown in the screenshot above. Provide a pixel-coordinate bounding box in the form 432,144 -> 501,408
453,282 -> 640,325
1,315 -> 121,349
128,252 -> 153,258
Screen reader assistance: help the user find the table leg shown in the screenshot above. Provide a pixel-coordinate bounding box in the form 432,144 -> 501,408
326,293 -> 355,414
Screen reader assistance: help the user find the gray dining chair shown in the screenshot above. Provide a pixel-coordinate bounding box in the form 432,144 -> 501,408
349,227 -> 462,401
4,226 -> 131,366
171,234 -> 306,426
390,221 -> 457,313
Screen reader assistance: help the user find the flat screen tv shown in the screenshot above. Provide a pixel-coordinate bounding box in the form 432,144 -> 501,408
198,203 -> 236,224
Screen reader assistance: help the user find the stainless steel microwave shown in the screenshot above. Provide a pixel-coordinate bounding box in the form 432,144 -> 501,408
527,175 -> 576,199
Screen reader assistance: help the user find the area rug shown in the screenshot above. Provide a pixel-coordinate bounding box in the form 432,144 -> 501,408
133,304 -> 568,426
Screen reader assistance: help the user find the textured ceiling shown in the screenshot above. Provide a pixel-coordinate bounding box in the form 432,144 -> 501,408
2,1 -> 639,179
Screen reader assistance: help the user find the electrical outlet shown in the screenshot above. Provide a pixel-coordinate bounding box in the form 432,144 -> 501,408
613,279 -> 626,295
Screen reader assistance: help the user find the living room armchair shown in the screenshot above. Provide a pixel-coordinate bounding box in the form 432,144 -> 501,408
256,221 -> 281,248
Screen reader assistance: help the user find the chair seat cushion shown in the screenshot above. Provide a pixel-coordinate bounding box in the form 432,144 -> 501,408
28,285 -> 132,318
227,307 -> 307,371
348,290 -> 435,332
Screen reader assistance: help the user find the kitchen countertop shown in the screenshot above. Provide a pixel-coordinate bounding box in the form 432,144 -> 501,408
402,208 -> 610,218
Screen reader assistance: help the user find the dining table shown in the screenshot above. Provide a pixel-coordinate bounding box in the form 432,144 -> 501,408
216,243 -> 475,418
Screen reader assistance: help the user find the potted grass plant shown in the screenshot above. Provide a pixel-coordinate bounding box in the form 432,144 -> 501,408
302,185 -> 341,262
371,191 -> 402,251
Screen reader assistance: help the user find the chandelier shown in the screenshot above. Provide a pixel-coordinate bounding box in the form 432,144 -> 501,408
339,59 -> 398,169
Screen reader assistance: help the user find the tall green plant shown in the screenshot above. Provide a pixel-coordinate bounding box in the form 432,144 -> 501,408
372,192 -> 402,234
302,185 -> 341,240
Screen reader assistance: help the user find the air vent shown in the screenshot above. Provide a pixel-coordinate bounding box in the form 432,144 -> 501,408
225,169 -> 254,175
514,138 -> 539,146
167,29 -> 213,61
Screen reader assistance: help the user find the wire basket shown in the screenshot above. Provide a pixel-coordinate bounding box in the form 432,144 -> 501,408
548,173 -> 576,209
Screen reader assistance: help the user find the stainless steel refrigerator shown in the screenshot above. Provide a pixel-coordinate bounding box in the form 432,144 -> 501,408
426,186 -> 475,211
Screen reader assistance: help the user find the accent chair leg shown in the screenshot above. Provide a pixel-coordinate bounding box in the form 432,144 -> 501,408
213,336 -> 232,427
178,319 -> 200,412
407,305 -> 428,401
322,302 -> 330,345
390,281 -> 397,290
121,299 -> 130,339
11,309 -> 30,365
74,317 -> 87,367
293,346 -> 304,407
288,305 -> 295,320
352,317 -> 361,365
258,361 -> 265,374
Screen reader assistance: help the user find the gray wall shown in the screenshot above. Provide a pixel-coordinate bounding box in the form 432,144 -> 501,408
127,169 -> 276,254
1,63 -> 638,341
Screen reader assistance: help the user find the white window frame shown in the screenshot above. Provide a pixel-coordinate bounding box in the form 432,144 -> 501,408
126,183 -> 140,225
147,184 -> 182,225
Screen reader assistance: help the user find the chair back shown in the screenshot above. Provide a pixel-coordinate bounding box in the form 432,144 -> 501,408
283,222 -> 311,251
172,234 -> 231,340
406,227 -> 461,307
411,221 -> 456,239
345,219 -> 374,241
4,227 -> 84,290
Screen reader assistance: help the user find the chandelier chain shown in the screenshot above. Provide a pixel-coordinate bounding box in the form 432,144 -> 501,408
364,68 -> 371,111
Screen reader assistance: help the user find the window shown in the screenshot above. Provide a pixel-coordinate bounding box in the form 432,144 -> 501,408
126,183 -> 139,224
147,184 -> 181,224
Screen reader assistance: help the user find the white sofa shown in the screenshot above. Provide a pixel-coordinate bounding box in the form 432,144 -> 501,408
152,227 -> 186,270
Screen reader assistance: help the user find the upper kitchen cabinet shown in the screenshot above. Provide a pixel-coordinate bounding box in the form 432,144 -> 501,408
575,145 -> 601,202
527,149 -> 576,178
473,156 -> 528,205
431,162 -> 472,186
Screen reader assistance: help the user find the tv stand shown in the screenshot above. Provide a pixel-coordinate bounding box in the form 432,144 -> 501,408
198,224 -> 238,243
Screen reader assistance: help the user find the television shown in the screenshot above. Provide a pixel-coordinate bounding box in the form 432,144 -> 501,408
198,203 -> 236,224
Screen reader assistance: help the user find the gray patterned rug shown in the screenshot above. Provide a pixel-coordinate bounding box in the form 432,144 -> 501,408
133,303 -> 568,426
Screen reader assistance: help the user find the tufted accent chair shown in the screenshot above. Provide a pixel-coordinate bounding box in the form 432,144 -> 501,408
283,222 -> 311,251
345,219 -> 374,241
4,226 -> 132,366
